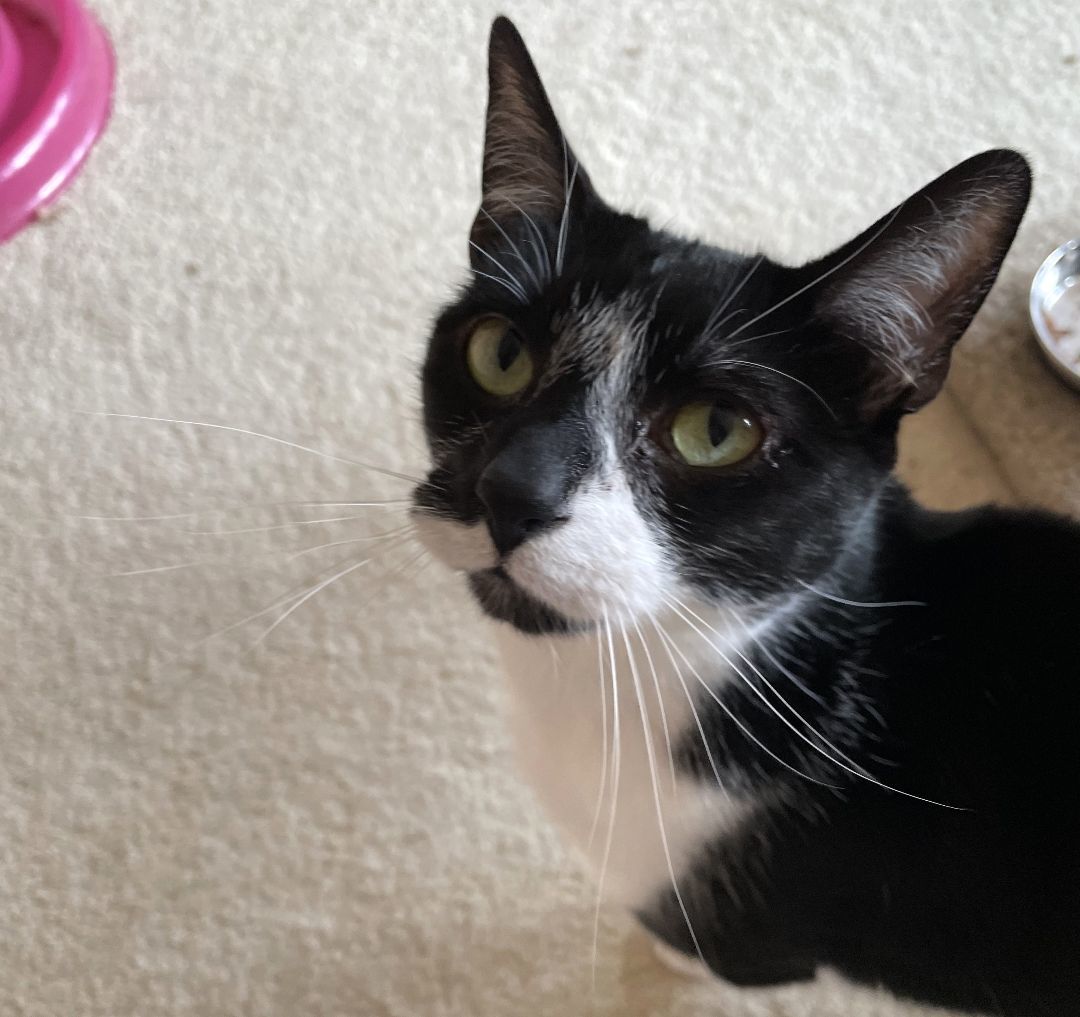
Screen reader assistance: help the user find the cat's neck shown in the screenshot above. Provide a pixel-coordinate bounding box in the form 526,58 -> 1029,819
806,478 -> 894,607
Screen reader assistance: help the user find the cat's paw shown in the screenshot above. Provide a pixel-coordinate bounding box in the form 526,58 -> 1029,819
652,940 -> 713,980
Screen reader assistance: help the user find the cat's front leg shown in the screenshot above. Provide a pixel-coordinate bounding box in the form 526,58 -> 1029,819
641,903 -> 818,989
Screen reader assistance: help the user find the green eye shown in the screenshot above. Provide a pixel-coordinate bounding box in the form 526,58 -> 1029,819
670,401 -> 763,468
466,318 -> 533,397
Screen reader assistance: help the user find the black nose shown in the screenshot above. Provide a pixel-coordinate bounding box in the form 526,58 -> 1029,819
477,424 -> 574,557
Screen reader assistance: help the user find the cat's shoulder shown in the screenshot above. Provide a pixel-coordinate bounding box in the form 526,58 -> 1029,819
913,501 -> 1080,574
900,500 -> 1080,644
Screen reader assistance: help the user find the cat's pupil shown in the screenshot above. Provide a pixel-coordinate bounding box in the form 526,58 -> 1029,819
708,406 -> 731,447
497,331 -> 520,372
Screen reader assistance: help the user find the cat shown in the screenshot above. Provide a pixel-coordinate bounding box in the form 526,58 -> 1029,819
411,16 -> 1080,1017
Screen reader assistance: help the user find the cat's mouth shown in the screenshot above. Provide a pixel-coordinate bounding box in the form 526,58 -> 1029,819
468,566 -> 583,635
412,472 -> 676,632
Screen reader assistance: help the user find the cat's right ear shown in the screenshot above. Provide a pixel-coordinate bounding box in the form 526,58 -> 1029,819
806,149 -> 1031,421
470,17 -> 596,258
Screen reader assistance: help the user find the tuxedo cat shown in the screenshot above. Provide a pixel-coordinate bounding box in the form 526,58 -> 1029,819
412,17 -> 1080,1016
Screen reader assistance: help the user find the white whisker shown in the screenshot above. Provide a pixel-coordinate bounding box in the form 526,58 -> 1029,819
715,359 -> 837,419
667,595 -> 962,809
472,267 -> 529,302
496,195 -> 553,280
620,621 -> 705,963
587,625 -> 611,852
649,617 -> 728,796
629,616 -> 677,793
737,623 -> 828,708
74,510 -> 226,523
721,327 -> 791,352
797,579 -> 926,609
713,608 -> 876,780
469,240 -> 530,301
714,327 -> 793,355
192,533 -> 414,647
556,153 -> 579,276
65,498 -> 411,524
109,560 -> 219,578
592,608 -> 622,984
105,527 -> 413,580
704,254 -> 766,337
191,512 -> 404,537
668,594 -> 860,776
376,545 -> 432,592
477,207 -> 544,293
724,203 -> 906,341
655,610 -> 828,787
287,527 -> 415,561
294,499 -> 415,508
248,556 -> 378,651
192,555 -> 359,647
81,412 -> 422,484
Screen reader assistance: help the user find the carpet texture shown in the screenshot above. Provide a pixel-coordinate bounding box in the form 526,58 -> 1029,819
1,1 -> 1077,1015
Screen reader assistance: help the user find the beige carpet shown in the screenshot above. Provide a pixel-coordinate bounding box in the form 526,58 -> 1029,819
2,1 -> 1078,1015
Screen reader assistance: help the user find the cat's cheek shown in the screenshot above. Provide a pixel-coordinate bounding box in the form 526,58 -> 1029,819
410,511 -> 498,572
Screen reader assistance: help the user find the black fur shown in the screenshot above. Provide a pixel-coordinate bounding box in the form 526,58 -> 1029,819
415,17 -> 1080,1015
640,494 -> 1080,1016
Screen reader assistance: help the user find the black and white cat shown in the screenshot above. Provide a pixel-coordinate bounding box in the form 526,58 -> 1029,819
412,17 -> 1080,1017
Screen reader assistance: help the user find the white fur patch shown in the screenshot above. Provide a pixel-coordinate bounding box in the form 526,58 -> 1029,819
506,468 -> 671,623
415,431 -> 797,916
413,451 -> 675,627
411,512 -> 497,572
496,608 -> 753,910
541,287 -> 653,388
412,467 -> 761,912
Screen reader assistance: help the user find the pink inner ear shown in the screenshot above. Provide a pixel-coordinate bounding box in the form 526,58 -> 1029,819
807,151 -> 1029,421
816,188 -> 1023,418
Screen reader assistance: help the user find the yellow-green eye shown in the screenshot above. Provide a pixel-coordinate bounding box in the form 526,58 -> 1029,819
670,402 -> 763,468
465,318 -> 533,397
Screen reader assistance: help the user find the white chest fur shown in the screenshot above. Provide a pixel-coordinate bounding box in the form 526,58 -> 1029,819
495,612 -> 750,911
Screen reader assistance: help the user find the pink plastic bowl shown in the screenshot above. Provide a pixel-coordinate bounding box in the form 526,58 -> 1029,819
0,0 -> 114,243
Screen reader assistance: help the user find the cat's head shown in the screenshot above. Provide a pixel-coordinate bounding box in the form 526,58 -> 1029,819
412,16 -> 1030,635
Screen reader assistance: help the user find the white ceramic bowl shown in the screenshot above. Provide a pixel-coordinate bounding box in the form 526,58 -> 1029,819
1029,238 -> 1080,394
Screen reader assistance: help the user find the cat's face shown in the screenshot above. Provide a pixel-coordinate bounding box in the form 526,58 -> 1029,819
412,18 -> 1029,635
412,225 -> 888,633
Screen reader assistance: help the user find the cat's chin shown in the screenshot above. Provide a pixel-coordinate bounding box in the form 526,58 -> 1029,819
468,568 -> 587,636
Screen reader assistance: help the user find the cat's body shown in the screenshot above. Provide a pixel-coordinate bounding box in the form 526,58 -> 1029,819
642,493 -> 1080,1014
412,18 -> 1080,1016
495,490 -> 1080,1015
497,599 -> 754,911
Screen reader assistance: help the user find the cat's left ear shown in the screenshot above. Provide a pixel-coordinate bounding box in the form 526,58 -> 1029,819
470,17 -> 597,256
809,149 -> 1031,419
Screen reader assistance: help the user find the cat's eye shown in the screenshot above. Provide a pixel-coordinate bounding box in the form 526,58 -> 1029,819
465,318 -> 533,397
669,401 -> 763,468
